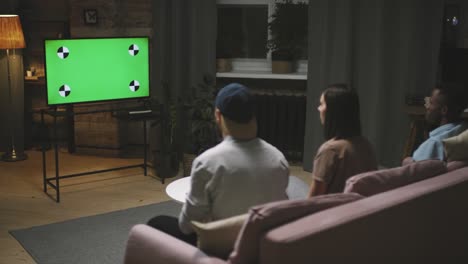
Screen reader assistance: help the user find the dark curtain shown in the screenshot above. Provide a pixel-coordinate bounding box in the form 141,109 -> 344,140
150,0 -> 217,178
303,0 -> 444,170
151,0 -> 217,100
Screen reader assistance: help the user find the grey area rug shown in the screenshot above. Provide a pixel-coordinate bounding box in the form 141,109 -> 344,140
287,175 -> 309,200
9,178 -> 309,264
10,200 -> 181,264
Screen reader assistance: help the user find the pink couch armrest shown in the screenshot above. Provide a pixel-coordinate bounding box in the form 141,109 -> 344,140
401,156 -> 414,166
124,224 -> 226,264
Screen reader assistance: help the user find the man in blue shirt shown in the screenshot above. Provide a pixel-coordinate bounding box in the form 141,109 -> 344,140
411,84 -> 468,161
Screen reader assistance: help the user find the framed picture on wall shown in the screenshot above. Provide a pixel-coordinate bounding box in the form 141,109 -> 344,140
84,9 -> 98,25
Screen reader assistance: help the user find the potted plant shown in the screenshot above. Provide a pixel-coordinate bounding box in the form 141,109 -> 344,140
148,81 -> 182,180
216,35 -> 235,72
216,34 -> 236,72
267,0 -> 308,73
182,75 -> 219,176
216,8 -> 243,73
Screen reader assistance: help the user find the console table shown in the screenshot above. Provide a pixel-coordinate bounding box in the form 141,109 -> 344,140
41,106 -> 158,202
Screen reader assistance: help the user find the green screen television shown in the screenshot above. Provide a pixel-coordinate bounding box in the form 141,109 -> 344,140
44,37 -> 150,106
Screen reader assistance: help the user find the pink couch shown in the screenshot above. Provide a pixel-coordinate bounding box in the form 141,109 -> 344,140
124,164 -> 468,264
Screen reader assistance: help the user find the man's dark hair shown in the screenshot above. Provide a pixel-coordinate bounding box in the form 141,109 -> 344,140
435,83 -> 468,123
323,83 -> 362,140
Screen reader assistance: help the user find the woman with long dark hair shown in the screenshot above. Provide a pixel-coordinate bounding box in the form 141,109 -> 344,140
309,84 -> 378,197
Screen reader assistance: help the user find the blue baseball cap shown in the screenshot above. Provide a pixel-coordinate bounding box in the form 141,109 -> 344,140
215,83 -> 255,123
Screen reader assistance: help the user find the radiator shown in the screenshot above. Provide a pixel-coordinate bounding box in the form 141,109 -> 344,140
255,94 -> 306,161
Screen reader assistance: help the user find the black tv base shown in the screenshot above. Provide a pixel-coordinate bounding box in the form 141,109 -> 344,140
40,105 -> 161,203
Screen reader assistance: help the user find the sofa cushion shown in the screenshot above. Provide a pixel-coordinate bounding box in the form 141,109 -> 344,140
190,214 -> 248,259
344,159 -> 447,196
401,156 -> 415,166
447,160 -> 468,172
228,193 -> 363,264
443,129 -> 468,162
124,224 -> 226,264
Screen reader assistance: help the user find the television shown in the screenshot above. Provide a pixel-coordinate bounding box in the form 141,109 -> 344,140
44,37 -> 150,106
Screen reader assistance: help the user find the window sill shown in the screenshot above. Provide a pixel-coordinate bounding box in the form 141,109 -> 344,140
216,58 -> 307,80
216,71 -> 307,80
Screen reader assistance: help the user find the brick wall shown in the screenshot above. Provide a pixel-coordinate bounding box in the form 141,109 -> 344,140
69,0 -> 152,38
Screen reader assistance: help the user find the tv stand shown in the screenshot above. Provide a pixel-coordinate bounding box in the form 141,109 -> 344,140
41,104 -> 160,203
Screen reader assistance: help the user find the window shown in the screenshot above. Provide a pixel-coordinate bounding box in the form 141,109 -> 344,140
216,0 -> 309,78
217,5 -> 268,58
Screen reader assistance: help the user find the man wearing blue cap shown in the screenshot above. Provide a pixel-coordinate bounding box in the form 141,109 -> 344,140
148,83 -> 289,244
179,83 -> 289,234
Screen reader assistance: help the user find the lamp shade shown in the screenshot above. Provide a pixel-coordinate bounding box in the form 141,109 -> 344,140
0,15 -> 26,49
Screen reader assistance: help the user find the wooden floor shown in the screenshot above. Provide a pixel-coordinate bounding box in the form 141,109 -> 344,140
0,149 -> 311,264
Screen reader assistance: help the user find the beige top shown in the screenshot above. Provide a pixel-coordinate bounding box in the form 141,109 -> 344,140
313,136 -> 378,193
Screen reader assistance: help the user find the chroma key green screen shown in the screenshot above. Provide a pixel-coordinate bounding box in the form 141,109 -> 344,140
44,37 -> 150,106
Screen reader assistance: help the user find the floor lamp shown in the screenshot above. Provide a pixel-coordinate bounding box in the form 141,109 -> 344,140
0,15 -> 27,161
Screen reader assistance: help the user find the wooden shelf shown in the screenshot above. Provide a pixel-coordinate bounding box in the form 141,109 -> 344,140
24,79 -> 46,86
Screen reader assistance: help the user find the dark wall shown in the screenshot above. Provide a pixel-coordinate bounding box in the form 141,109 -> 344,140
0,0 -> 19,13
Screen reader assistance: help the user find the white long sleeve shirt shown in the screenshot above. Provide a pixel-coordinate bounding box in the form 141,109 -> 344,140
178,136 -> 289,234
